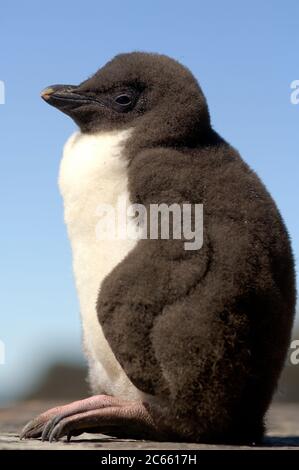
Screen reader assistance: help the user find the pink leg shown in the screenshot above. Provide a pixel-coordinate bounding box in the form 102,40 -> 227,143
20,395 -> 163,442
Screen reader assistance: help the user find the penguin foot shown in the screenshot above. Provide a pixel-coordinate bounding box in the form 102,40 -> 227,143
20,395 -> 162,442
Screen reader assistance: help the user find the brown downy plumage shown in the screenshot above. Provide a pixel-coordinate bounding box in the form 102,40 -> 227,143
22,53 -> 296,444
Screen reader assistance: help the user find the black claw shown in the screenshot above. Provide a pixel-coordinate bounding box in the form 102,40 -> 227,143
41,415 -> 63,441
49,423 -> 62,443
20,420 -> 34,439
20,421 -> 44,440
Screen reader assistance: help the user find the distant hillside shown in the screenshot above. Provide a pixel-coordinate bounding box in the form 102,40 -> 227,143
24,329 -> 299,403
24,363 -> 89,401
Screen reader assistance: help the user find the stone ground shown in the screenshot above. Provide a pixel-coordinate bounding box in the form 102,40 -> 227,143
0,401 -> 299,450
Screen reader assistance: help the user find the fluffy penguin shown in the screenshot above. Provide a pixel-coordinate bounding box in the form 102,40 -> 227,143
21,52 -> 296,443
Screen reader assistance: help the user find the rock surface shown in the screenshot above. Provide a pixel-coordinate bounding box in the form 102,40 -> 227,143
0,401 -> 298,450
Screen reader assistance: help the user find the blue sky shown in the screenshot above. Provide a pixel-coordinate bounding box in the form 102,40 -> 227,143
1,0 -> 298,404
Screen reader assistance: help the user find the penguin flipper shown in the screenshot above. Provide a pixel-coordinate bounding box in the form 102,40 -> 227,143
97,235 -> 211,398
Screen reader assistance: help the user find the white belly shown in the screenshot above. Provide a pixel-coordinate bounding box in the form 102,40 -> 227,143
58,129 -> 145,400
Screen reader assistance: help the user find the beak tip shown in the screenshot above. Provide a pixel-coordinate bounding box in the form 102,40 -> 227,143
40,87 -> 54,100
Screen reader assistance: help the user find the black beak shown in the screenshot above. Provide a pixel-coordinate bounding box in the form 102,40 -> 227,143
40,84 -> 100,110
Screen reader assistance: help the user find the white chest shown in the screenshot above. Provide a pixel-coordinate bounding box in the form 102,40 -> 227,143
58,130 -> 143,399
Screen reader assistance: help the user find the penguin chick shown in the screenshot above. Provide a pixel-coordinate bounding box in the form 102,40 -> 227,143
21,52 -> 296,444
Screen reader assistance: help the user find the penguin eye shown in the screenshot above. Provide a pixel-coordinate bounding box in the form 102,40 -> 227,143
114,93 -> 132,106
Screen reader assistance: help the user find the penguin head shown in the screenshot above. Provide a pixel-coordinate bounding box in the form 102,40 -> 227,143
41,52 -> 211,143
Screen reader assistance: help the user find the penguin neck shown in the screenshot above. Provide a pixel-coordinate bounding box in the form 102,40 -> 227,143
125,119 -> 217,158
